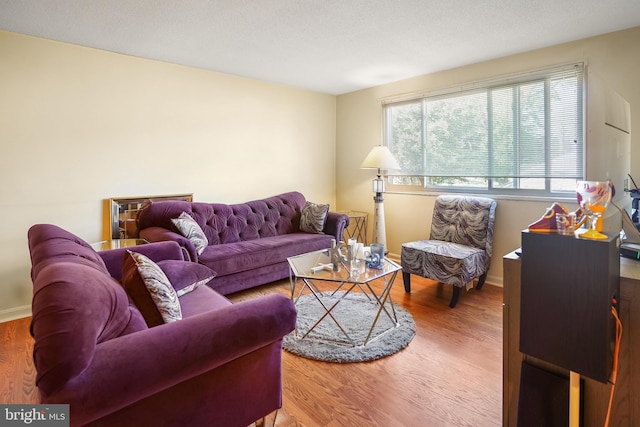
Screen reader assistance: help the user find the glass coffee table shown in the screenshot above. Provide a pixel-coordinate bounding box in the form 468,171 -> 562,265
287,248 -> 402,347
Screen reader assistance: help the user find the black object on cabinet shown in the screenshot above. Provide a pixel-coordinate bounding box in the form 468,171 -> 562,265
520,231 -> 620,383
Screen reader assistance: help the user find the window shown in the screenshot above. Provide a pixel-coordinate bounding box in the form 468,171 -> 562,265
384,64 -> 584,196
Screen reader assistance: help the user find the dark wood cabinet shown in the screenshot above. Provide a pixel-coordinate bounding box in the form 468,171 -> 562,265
520,231 -> 620,383
503,245 -> 640,427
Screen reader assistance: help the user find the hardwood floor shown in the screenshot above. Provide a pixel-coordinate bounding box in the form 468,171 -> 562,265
0,316 -> 39,404
0,275 -> 503,426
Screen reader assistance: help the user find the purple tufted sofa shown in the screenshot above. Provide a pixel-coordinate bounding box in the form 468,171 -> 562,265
28,224 -> 296,427
137,191 -> 349,295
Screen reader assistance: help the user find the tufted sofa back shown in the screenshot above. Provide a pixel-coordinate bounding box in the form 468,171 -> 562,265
28,224 -> 148,397
138,191 -> 307,245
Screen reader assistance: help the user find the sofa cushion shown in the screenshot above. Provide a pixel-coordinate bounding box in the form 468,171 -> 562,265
157,259 -> 217,296
123,251 -> 182,327
171,211 -> 208,255
198,232 -> 333,277
300,201 -> 329,234
178,285 -> 233,318
30,261 -> 147,396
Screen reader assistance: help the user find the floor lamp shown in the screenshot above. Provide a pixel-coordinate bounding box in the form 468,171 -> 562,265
360,146 -> 400,248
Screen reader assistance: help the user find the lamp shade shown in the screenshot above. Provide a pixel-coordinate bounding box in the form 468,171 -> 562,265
360,146 -> 401,171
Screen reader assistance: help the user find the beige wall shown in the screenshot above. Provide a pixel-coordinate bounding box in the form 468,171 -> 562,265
2,26 -> 639,320
336,27 -> 640,286
0,30 -> 337,320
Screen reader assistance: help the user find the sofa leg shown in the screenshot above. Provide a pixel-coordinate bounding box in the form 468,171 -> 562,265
476,272 -> 488,290
402,271 -> 411,293
449,286 -> 460,308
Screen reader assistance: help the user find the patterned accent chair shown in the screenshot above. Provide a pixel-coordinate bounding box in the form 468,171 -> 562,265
401,195 -> 497,308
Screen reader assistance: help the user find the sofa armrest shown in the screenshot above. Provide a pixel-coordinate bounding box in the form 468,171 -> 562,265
324,211 -> 350,242
48,293 -> 296,426
99,241 -> 186,280
139,226 -> 198,262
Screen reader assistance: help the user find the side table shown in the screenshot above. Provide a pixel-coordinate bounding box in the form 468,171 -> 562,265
90,238 -> 149,251
338,210 -> 368,245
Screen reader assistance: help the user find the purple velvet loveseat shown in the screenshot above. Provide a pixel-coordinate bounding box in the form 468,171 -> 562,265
28,224 -> 296,427
137,191 -> 349,295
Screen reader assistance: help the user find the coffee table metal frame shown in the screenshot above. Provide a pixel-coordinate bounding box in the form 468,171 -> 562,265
287,248 -> 402,347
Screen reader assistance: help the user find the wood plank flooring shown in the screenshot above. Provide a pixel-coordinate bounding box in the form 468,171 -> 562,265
0,316 -> 39,404
0,275 -> 503,426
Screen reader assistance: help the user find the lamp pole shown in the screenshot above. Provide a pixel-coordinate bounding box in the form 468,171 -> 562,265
372,174 -> 387,247
360,146 -> 400,248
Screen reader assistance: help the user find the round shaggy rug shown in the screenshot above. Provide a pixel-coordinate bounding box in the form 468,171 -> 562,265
283,291 -> 416,363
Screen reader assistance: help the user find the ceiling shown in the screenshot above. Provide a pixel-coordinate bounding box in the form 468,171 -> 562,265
1,1 -> 640,95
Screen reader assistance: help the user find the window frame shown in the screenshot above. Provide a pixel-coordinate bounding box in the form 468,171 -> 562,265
382,63 -> 585,199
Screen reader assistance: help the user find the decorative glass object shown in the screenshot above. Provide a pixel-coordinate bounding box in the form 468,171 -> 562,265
576,180 -> 612,240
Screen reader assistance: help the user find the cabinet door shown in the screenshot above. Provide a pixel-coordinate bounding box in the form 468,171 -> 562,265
520,231 -> 619,383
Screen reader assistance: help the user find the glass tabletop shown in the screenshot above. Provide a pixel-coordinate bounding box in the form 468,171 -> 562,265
90,238 -> 149,251
287,248 -> 401,283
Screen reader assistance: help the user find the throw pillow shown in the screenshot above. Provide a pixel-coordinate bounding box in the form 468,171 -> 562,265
157,260 -> 216,297
122,251 -> 182,327
171,211 -> 208,255
300,201 -> 329,234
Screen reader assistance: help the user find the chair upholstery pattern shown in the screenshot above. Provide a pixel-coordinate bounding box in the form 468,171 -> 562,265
401,195 -> 496,307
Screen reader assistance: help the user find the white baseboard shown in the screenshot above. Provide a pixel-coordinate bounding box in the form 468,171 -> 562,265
486,274 -> 503,288
0,305 -> 31,323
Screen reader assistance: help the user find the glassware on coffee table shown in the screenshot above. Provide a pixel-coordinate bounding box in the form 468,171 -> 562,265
287,248 -> 402,347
